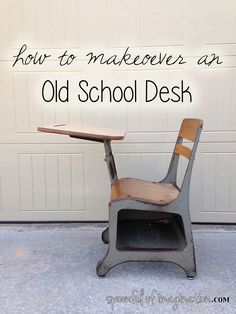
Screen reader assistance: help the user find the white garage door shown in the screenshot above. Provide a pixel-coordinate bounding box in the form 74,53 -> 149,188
0,0 -> 236,222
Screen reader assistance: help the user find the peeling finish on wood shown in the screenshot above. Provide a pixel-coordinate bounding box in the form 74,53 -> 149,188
111,178 -> 179,205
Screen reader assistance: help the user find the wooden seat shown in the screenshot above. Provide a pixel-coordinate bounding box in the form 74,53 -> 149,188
111,178 -> 179,205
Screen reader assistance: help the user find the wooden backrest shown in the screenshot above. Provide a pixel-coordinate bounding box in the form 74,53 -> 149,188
179,118 -> 203,142
175,119 -> 203,159
175,143 -> 192,159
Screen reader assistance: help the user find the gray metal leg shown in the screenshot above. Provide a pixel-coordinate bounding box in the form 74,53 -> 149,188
100,140 -> 116,245
104,140 -> 117,184
96,249 -> 124,277
97,201 -> 197,278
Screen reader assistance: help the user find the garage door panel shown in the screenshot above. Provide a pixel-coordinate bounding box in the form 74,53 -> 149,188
0,0 -> 236,222
0,144 -> 109,221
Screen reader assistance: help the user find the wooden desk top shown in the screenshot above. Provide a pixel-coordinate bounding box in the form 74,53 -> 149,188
37,123 -> 126,141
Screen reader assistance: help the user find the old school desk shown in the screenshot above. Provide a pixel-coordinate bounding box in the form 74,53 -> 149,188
38,119 -> 202,278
